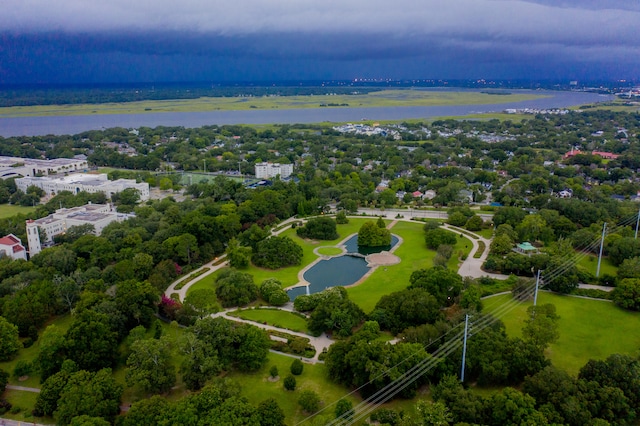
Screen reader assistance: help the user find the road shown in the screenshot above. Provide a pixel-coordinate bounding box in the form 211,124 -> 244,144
350,207 -> 494,222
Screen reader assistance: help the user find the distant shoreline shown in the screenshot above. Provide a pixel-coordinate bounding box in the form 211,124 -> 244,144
0,90 -> 614,137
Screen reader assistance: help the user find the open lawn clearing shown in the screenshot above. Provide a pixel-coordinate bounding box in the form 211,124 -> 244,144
229,308 -> 310,334
486,292 -> 640,375
0,204 -> 36,219
475,228 -> 494,239
187,218 -> 382,294
316,246 -> 344,256
1,389 -> 49,424
0,315 -> 74,387
576,254 -> 618,278
226,351 -> 360,425
347,221 -> 469,313
0,90 -> 545,118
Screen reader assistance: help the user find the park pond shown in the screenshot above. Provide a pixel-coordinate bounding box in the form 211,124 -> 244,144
286,234 -> 399,300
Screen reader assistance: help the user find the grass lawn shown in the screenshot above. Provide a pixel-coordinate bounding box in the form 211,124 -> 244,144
0,204 -> 37,219
0,315 -> 74,388
475,228 -> 494,239
229,308 -> 310,334
187,218 -> 381,294
487,292 -> 640,375
347,221 -> 470,313
1,389 -> 51,424
226,351 -> 360,425
447,233 -> 474,271
576,254 -> 618,278
316,246 -> 344,256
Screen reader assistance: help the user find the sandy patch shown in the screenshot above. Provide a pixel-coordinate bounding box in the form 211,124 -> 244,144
365,251 -> 401,266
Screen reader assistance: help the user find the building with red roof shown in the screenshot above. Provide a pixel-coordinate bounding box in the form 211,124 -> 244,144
0,234 -> 27,261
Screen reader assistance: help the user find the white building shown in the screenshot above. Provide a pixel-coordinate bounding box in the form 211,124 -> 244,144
0,156 -> 89,180
16,173 -> 149,201
26,203 -> 134,256
254,162 -> 293,179
0,234 -> 27,261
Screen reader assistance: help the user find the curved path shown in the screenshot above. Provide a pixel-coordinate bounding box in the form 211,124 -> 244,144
163,210 -> 505,363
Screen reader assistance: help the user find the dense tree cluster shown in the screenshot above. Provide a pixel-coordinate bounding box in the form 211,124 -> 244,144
358,219 -> 391,247
294,287 -> 365,337
295,216 -> 339,240
252,236 -> 304,269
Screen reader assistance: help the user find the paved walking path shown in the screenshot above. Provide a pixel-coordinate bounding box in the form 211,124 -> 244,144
5,385 -> 40,393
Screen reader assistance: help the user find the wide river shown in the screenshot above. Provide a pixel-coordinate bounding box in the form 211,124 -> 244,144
0,90 -> 613,137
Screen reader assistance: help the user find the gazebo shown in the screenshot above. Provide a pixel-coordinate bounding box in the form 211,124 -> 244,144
515,242 -> 539,256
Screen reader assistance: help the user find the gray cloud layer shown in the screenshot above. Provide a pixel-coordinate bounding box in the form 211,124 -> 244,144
2,0 -> 639,83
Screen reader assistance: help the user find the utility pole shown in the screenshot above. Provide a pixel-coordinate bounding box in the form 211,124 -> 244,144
635,207 -> 640,239
596,222 -> 607,278
534,269 -> 541,307
461,314 -> 469,383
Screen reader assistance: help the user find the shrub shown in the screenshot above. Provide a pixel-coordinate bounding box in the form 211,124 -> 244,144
298,390 -> 321,413
284,375 -> 296,391
269,365 -> 279,378
290,359 -> 304,376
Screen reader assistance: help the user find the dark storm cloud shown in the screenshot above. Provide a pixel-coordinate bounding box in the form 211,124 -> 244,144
2,0 -> 639,83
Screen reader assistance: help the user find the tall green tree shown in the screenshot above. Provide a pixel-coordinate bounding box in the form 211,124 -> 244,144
0,316 -> 20,361
126,338 -> 176,394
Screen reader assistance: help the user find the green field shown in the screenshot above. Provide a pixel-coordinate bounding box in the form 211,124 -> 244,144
229,308 -> 310,334
316,246 -> 344,256
226,351 -> 360,425
0,90 -> 547,118
0,204 -> 37,219
487,292 -> 640,375
347,221 -> 472,313
576,254 -> 618,277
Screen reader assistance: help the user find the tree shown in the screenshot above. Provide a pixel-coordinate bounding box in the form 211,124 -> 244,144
257,398 -> 286,426
335,211 -> 349,224
358,221 -> 391,247
269,365 -> 279,378
68,415 -> 110,426
64,310 -> 118,371
486,387 -> 548,426
370,288 -> 442,334
612,278 -> 640,311
290,359 -> 304,376
522,304 -> 560,348
296,217 -> 339,240
35,324 -> 67,382
252,236 -> 303,269
0,316 -> 20,361
115,280 -> 159,330
284,375 -> 296,391
409,267 -> 463,307
183,288 -> 221,319
334,399 -> 354,423
298,389 -> 321,413
465,215 -> 483,232
447,211 -> 468,227
406,400 -> 453,426
179,332 -> 221,391
516,214 -> 547,242
216,270 -> 258,307
424,228 -> 457,250
119,395 -> 171,426
617,256 -> 640,279
260,279 -> 290,306
126,338 -> 176,394
54,368 -> 123,426
490,234 -> 514,255
226,238 -> 252,269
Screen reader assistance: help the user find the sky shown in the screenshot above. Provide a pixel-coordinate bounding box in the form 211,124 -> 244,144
1,0 -> 640,84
